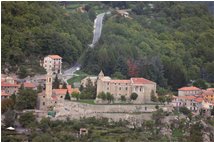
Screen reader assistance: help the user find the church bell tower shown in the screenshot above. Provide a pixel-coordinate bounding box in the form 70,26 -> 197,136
45,70 -> 53,99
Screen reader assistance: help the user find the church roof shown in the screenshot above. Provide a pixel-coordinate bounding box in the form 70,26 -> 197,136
131,78 -> 155,84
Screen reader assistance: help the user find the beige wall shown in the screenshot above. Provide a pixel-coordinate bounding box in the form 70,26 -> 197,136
96,77 -> 156,104
178,90 -> 201,96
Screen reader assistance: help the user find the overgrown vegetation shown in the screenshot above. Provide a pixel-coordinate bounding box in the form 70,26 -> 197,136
82,2 -> 214,91
1,1 -> 93,75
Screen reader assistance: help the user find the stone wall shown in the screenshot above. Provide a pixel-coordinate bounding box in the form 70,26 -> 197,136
52,101 -> 172,123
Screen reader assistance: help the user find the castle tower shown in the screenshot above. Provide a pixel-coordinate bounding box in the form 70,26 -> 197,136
45,70 -> 53,99
98,70 -> 104,79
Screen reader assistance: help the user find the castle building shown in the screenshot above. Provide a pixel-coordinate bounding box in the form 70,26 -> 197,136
96,71 -> 156,104
41,55 -> 62,74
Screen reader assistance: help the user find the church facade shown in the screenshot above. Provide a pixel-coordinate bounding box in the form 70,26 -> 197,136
96,71 -> 156,104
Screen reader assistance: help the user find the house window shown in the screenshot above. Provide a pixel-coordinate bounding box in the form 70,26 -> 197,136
43,96 -> 45,98
145,107 -> 147,111
107,87 -> 109,90
125,87 -> 128,90
49,78 -> 51,82
119,87 -> 121,90
43,102 -> 45,105
60,96 -> 63,98
140,88 -> 141,92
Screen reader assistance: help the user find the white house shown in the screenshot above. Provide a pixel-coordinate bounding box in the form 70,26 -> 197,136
42,55 -> 62,74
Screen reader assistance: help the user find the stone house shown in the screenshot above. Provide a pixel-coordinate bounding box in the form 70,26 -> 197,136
178,86 -> 202,96
41,55 -> 62,74
81,76 -> 97,87
96,71 -> 156,104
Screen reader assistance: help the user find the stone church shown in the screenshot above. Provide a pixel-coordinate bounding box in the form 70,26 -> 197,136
96,71 -> 156,104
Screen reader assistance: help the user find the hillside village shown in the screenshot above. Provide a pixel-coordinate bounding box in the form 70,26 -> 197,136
2,54 -> 214,141
1,1 -> 214,142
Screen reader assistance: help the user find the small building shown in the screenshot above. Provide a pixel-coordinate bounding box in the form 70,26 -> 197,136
116,10 -> 129,18
202,89 -> 214,102
172,95 -> 200,112
178,86 -> 202,96
81,76 -> 97,87
42,55 -> 62,74
80,128 -> 88,135
1,91 -> 10,99
23,82 -> 37,90
1,82 -> 19,95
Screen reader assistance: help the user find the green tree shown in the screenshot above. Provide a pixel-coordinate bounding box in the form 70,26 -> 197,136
53,75 -> 60,89
64,90 -> 71,100
18,66 -> 28,79
15,89 -> 37,110
151,90 -> 157,102
111,71 -> 125,79
158,95 -> 166,104
4,110 -> 16,127
106,92 -> 114,103
120,95 -> 126,102
1,99 -> 15,113
81,78 -> 96,99
37,84 -> 43,93
72,92 -> 80,101
19,112 -> 36,128
62,82 -> 67,89
98,92 -> 107,101
193,79 -> 208,89
130,93 -> 138,101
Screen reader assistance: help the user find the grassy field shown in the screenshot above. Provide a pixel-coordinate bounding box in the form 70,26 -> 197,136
73,99 -> 95,105
67,71 -> 89,86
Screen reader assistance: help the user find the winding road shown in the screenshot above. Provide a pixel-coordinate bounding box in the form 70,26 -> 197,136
63,12 -> 106,83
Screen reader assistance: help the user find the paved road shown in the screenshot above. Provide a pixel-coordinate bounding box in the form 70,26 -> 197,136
90,12 -> 105,47
62,12 -> 107,82
62,63 -> 81,84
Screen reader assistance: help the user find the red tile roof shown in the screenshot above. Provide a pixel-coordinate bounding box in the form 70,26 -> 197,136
178,86 -> 201,91
1,83 -> 19,87
110,80 -> 130,84
48,55 -> 62,59
194,97 -> 204,103
177,95 -> 196,100
202,90 -> 214,96
1,91 -> 10,96
131,78 -> 155,84
52,89 -> 67,95
51,96 -> 58,101
24,82 -> 36,88
207,88 -> 214,92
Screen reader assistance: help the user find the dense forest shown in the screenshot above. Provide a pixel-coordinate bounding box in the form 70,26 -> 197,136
81,2 -> 214,91
1,1 -> 93,75
1,2 -> 214,91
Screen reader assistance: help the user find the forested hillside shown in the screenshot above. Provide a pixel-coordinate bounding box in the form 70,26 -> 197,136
1,1 -> 93,75
82,2 -> 214,90
1,2 -> 214,90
